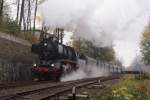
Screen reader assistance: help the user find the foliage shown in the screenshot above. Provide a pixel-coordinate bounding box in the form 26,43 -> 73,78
97,47 -> 115,62
135,72 -> 150,80
142,72 -> 150,79
140,26 -> 150,65
0,19 -> 19,35
17,31 -> 38,43
140,35 -> 150,65
0,18 -> 37,43
72,39 -> 115,62
91,75 -> 150,100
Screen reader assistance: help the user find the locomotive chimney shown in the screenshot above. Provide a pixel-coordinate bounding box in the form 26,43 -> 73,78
54,28 -> 64,44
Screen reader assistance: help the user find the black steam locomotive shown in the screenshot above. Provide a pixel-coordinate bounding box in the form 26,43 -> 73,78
31,33 -> 122,81
31,34 -> 86,81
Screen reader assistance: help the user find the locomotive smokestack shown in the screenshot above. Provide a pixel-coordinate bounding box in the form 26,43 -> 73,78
54,28 -> 64,44
60,28 -> 64,44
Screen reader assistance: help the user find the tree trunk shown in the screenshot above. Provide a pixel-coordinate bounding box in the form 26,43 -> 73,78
0,0 -> 4,24
33,0 -> 38,33
19,0 -> 25,31
26,0 -> 31,31
23,12 -> 26,31
16,0 -> 20,24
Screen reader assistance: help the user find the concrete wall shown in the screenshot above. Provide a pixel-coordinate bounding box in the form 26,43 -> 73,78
0,32 -> 37,82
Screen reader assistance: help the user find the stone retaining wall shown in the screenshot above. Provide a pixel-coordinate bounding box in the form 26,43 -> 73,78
0,32 -> 37,82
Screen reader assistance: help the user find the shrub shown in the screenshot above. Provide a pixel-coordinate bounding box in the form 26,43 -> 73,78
0,19 -> 19,35
92,75 -> 150,100
0,20 -> 38,43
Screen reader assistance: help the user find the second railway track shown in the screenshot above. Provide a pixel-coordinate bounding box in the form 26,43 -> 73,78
0,76 -> 119,100
0,81 -> 57,90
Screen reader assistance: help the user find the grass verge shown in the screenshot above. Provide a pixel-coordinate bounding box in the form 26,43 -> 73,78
90,74 -> 150,100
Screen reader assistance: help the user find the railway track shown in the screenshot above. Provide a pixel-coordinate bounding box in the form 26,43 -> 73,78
0,81 -> 56,90
0,76 -> 119,100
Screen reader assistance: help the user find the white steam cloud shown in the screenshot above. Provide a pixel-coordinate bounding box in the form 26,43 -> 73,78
39,0 -> 150,66
61,64 -> 109,82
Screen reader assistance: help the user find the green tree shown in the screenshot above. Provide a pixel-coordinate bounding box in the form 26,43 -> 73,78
72,38 -> 115,62
97,47 -> 115,62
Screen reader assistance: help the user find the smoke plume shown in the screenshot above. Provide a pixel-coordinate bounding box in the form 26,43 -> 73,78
39,0 -> 150,65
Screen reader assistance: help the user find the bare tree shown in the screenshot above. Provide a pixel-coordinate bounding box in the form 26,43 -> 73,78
19,0 -> 25,30
17,0 -> 40,31
33,0 -> 38,33
16,0 -> 20,24
0,0 -> 4,24
23,11 -> 26,31
26,0 -> 31,31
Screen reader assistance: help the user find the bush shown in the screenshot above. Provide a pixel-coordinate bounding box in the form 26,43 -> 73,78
92,75 -> 150,100
0,18 -> 19,35
18,31 -> 38,43
142,72 -> 150,79
0,19 -> 38,43
135,72 -> 150,80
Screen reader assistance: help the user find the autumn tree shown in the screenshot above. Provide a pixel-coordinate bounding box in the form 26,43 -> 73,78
141,26 -> 150,65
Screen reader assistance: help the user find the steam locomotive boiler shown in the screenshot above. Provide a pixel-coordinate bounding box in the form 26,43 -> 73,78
31,35 -> 82,81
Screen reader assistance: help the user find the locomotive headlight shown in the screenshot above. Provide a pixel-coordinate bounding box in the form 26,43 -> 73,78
33,64 -> 38,67
51,64 -> 55,67
33,64 -> 37,66
44,43 -> 47,46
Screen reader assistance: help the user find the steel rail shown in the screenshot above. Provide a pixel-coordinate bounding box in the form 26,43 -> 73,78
0,76 -> 119,100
